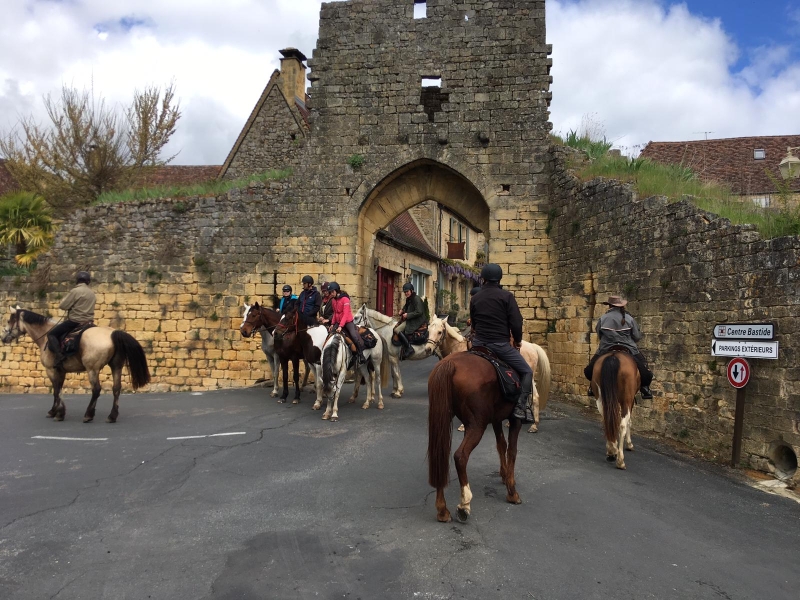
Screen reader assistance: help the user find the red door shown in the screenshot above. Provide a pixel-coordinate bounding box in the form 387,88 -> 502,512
376,268 -> 396,316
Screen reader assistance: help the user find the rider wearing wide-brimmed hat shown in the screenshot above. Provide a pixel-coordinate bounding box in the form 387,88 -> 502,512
47,271 -> 96,365
584,294 -> 653,399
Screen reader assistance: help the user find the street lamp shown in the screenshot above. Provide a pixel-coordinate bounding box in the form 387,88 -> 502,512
778,146 -> 800,179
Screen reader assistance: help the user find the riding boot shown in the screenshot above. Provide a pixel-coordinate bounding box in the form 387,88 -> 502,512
47,333 -> 64,366
397,332 -> 414,360
639,385 -> 653,399
512,372 -> 534,422
587,385 -> 594,397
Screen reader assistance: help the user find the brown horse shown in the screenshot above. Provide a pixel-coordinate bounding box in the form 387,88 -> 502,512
1,307 -> 151,422
590,350 -> 640,469
427,353 -> 524,523
272,307 -> 325,404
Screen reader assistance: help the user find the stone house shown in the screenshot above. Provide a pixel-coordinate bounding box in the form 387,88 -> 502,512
640,135 -> 800,207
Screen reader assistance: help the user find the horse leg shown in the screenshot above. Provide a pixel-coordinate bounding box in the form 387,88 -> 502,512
349,365 -> 361,404
300,360 -> 310,391
595,396 -> 617,460
360,365 -> 373,410
504,419 -> 523,504
292,358 -> 301,404
270,354 -> 280,398
374,361 -> 384,410
617,411 -> 631,469
82,369 -> 102,423
49,370 -> 67,421
492,421 -> 509,483
106,365 -> 123,423
312,365 -> 323,410
389,350 -> 403,398
527,389 -> 540,433
625,410 -> 634,451
279,359 -> 289,402
453,428 -> 483,522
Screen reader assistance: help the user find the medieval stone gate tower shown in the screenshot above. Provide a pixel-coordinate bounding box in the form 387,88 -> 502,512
279,0 -> 553,336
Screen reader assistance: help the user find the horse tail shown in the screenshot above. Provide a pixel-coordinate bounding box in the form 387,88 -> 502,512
600,354 -> 620,443
379,336 -> 390,387
322,335 -> 340,394
427,359 -> 455,490
111,330 -> 151,390
533,344 -> 551,410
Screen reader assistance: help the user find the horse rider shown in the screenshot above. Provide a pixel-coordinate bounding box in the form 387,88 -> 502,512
296,275 -> 322,327
470,263 -> 534,422
584,295 -> 653,399
47,271 -> 96,366
279,284 -> 298,315
327,282 -> 366,364
394,282 -> 426,360
318,282 -> 334,326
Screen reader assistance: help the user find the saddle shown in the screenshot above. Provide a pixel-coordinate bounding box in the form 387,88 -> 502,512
468,346 -> 522,404
60,323 -> 96,357
391,323 -> 429,346
343,327 -> 378,353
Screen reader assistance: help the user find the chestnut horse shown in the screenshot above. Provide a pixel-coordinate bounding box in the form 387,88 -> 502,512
1,307 -> 150,422
427,353 -> 524,523
590,350 -> 640,469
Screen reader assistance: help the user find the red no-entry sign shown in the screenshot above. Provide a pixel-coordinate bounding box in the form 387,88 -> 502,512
726,357 -> 750,389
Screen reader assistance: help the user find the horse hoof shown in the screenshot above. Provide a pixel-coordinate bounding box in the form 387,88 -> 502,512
391,392 -> 402,398
270,392 -> 278,398
105,417 -> 116,424
277,399 -> 286,404
46,412 -> 55,418
54,415 -> 64,422
331,416 -> 338,422
456,507 -> 469,523
312,404 -> 321,411
616,463 -> 627,470
606,455 -> 616,462
292,399 -> 299,404
83,417 -> 93,423
437,511 -> 452,523
458,424 -> 465,432
322,414 -> 330,420
377,403 -> 384,410
626,444 -> 635,452
506,493 -> 522,505
528,424 -> 538,433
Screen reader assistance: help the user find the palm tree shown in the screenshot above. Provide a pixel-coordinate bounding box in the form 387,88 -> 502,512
0,191 -> 54,267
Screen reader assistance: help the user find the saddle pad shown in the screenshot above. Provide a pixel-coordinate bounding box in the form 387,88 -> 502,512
467,347 -> 522,403
61,323 -> 96,355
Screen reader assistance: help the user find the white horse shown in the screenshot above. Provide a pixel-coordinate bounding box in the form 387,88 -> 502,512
427,317 -> 552,433
353,304 -> 441,398
240,304 -> 311,398
319,329 -> 390,421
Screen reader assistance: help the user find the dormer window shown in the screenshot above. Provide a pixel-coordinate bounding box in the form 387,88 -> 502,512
754,149 -> 765,160
414,1 -> 427,19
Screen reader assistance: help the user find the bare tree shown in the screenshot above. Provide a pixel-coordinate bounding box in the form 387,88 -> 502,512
0,83 -> 180,213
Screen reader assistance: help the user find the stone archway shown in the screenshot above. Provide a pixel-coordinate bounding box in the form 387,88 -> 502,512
357,159 -> 490,302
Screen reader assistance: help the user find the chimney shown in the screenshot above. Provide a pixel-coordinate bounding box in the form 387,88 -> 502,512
278,48 -> 308,106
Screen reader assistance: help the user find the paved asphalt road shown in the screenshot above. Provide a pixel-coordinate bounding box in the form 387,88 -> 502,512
1,359 -> 799,600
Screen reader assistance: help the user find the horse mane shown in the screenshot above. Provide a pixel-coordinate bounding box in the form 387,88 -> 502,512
363,307 -> 395,326
19,309 -> 53,326
444,321 -> 464,341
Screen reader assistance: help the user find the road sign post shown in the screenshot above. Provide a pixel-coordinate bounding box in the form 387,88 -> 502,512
727,358 -> 751,467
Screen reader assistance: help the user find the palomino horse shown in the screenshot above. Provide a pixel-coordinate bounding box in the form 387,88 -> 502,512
591,350 -> 640,469
428,317 -> 551,433
353,304 -> 441,398
319,330 -> 389,421
428,353 -> 524,523
239,303 -> 311,398
1,307 -> 151,422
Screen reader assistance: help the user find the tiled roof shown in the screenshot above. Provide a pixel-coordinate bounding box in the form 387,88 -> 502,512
0,159 -> 19,197
130,165 -> 221,188
640,135 -> 800,195
378,212 -> 439,259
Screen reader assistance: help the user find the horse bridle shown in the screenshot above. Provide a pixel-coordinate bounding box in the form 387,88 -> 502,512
242,305 -> 276,338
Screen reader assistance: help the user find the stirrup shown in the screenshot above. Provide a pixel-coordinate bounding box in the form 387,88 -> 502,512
640,386 -> 653,399
587,385 -> 594,397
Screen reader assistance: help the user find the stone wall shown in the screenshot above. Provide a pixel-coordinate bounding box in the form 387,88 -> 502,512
546,145 -> 800,477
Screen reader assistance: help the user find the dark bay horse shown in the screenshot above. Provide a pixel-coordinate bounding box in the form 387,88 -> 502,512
1,307 -> 151,422
591,350 -> 640,469
427,352 -> 524,523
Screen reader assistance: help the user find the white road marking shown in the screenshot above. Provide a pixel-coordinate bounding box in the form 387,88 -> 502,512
32,436 -> 108,441
167,432 -> 246,440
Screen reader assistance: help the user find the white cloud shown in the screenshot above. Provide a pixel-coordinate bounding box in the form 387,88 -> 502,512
547,0 -> 800,154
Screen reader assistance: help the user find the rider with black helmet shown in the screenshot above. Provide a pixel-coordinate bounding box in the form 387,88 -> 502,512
279,284 -> 297,314
394,282 -> 426,360
47,271 -> 96,366
470,263 -> 534,422
318,282 -> 334,326
328,282 -> 366,364
296,275 -> 322,327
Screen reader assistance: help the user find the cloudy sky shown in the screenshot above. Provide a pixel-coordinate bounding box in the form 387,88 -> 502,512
1,0 -> 798,164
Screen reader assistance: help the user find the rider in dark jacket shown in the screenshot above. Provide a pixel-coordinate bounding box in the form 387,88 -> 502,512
394,282 -> 426,360
584,295 -> 653,399
296,275 -> 322,327
470,264 -> 534,422
318,282 -> 334,326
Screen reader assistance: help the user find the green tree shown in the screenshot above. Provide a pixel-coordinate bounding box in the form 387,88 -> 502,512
0,83 -> 180,214
0,191 -> 54,266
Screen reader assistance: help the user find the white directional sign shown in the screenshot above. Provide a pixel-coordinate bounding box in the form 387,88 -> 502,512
711,339 -> 779,360
713,323 -> 774,340
726,358 -> 750,388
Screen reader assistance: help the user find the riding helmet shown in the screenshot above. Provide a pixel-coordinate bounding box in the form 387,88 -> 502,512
76,271 -> 91,284
470,285 -> 482,296
480,263 -> 502,283
327,282 -> 341,293
282,285 -> 292,293
301,275 -> 314,285
321,282 -> 329,293
402,282 -> 414,292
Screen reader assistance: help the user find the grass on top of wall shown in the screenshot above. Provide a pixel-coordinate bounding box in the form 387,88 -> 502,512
95,168 -> 293,205
554,134 -> 800,239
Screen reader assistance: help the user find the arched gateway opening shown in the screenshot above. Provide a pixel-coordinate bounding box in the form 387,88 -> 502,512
357,159 -> 491,306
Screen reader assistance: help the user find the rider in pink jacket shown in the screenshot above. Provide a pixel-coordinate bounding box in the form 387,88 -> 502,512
327,282 -> 366,364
